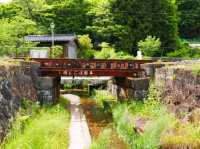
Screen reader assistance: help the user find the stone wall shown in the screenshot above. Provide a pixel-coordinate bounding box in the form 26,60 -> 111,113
108,77 -> 150,100
0,60 -> 61,141
155,66 -> 200,118
0,63 -> 37,141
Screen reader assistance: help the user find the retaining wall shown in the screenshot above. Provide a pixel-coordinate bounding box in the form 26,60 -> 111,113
0,63 -> 37,141
155,66 -> 200,118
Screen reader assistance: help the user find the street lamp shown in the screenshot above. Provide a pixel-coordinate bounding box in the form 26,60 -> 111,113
50,22 -> 55,58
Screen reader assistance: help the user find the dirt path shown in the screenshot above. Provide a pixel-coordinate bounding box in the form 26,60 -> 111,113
63,94 -> 91,149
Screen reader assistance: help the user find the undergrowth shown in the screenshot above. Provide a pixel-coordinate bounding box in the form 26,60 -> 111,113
91,83 -> 200,149
92,90 -> 116,114
1,97 -> 70,149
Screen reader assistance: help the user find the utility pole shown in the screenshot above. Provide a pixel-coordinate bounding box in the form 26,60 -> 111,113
50,22 -> 55,58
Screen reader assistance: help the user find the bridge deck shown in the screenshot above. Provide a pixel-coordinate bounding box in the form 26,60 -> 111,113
31,58 -> 154,77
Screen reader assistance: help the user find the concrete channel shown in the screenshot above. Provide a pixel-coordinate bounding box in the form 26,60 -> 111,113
63,94 -> 91,149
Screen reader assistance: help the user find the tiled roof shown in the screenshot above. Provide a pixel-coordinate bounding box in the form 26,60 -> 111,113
25,34 -> 76,42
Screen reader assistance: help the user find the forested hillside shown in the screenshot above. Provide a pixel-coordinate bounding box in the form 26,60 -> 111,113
0,0 -> 199,57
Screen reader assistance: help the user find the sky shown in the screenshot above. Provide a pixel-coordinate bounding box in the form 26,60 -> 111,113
0,0 -> 11,3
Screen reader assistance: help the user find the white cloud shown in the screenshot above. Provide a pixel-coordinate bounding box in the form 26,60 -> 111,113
0,0 -> 11,3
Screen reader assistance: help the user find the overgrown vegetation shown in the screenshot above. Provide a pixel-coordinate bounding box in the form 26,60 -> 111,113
1,97 -> 70,149
138,36 -> 161,57
91,83 -> 200,149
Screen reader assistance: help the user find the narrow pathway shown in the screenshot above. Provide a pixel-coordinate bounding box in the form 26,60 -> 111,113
63,94 -> 91,149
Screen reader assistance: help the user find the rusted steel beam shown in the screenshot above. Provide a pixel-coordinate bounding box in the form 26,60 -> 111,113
39,68 -> 144,77
31,58 -> 155,77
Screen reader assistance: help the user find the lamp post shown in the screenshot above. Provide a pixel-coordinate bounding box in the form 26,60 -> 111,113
50,22 -> 55,58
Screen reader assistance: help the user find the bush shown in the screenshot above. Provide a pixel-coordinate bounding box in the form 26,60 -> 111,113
167,47 -> 200,58
138,36 -> 161,57
78,34 -> 95,59
95,42 -> 117,59
92,90 -> 116,114
51,46 -> 63,58
95,42 -> 134,59
167,39 -> 200,58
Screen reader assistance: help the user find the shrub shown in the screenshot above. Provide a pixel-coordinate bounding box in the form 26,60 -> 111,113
51,46 -> 63,58
167,46 -> 200,58
95,42 -> 117,59
92,90 -> 116,114
95,42 -> 134,59
138,36 -> 161,57
78,34 -> 95,59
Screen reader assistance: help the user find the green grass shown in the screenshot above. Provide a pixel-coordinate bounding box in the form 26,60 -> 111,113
90,128 -> 112,149
1,98 -> 70,149
92,90 -> 116,107
90,83 -> 200,148
112,100 -> 175,149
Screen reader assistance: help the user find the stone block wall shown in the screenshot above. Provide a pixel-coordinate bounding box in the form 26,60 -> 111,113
155,67 -> 200,118
0,63 -> 37,141
0,61 -> 61,141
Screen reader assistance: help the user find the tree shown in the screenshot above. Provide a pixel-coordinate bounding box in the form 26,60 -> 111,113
138,36 -> 161,57
32,0 -> 91,34
0,16 -> 41,56
111,0 -> 179,55
177,0 -> 200,38
86,0 -> 124,50
0,3 -> 22,19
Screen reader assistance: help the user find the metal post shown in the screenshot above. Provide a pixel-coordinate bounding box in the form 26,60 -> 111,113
50,22 -> 55,58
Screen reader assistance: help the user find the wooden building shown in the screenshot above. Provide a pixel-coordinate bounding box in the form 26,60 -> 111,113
25,34 -> 78,58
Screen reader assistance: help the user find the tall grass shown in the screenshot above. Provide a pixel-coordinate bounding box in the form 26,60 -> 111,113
1,98 -> 70,149
90,128 -> 112,149
112,100 -> 175,149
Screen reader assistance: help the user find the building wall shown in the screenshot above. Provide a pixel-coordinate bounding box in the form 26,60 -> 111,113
67,41 -> 77,59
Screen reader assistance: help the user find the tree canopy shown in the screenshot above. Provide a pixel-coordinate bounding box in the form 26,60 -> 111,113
0,0 -> 199,57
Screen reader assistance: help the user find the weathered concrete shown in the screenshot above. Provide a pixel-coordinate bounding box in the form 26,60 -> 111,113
108,77 -> 150,100
63,94 -> 91,149
30,63 -> 60,104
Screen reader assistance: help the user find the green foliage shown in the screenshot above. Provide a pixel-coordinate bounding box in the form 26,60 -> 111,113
177,0 -> 200,38
111,0 -> 179,54
1,98 -> 70,149
111,82 -> 174,148
167,47 -> 200,58
138,36 -> 161,57
90,128 -> 112,149
32,0 -> 90,34
78,34 -> 95,59
95,43 -> 117,59
92,90 -> 116,114
93,90 -> 116,107
112,100 -> 174,149
95,43 -> 134,59
63,81 -> 82,89
167,40 -> 200,58
161,122 -> 200,147
51,45 -> 63,58
0,16 -> 42,56
1,0 -> 199,59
